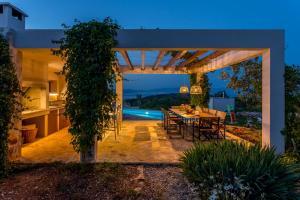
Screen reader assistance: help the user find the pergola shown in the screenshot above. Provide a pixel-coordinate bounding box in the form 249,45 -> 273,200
13,29 -> 285,153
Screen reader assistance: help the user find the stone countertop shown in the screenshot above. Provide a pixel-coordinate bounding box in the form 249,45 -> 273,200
22,106 -> 66,120
22,109 -> 50,120
49,106 -> 65,111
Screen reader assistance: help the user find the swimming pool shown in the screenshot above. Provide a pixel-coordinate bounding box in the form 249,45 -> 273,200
123,108 -> 163,120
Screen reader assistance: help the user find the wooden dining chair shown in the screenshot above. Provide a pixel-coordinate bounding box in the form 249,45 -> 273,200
216,111 -> 227,139
160,108 -> 167,129
163,110 -> 183,136
192,117 -> 220,141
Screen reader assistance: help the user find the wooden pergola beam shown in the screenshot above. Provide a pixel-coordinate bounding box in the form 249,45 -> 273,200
141,50 -> 145,70
178,50 -> 207,67
119,50 -> 134,70
177,50 -> 229,71
120,65 -> 187,74
189,50 -> 263,73
164,50 -> 187,70
191,50 -> 229,68
153,51 -> 166,70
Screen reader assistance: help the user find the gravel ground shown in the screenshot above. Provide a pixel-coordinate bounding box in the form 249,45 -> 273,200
141,166 -> 197,200
0,163 -> 197,200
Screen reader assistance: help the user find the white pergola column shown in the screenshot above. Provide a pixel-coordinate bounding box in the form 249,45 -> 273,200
116,73 -> 123,125
262,49 -> 285,154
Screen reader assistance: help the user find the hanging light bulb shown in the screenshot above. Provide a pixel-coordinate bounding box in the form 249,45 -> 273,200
179,85 -> 189,94
190,85 -> 202,94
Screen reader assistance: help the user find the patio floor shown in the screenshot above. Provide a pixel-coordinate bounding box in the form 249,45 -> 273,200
21,120 -> 194,164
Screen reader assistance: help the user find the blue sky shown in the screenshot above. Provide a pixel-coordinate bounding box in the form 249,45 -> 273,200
7,0 -> 300,91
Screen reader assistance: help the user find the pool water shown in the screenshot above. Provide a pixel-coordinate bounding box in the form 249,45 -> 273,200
123,108 -> 163,120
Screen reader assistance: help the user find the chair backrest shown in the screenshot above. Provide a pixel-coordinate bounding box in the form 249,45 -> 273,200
217,111 -> 227,120
202,107 -> 209,113
199,117 -> 220,129
209,109 -> 218,116
196,106 -> 201,111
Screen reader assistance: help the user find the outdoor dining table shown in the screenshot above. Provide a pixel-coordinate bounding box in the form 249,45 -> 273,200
169,108 -> 214,120
168,108 -> 219,140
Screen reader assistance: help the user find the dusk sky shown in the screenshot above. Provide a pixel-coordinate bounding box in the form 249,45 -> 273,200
8,0 -> 300,91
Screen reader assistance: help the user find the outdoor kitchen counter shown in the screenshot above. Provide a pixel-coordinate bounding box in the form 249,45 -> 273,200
22,109 -> 50,138
21,106 -> 69,138
21,109 -> 50,120
48,106 -> 69,134
49,106 -> 65,111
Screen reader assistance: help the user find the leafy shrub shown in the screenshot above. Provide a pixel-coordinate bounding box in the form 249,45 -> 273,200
53,19 -> 119,158
0,35 -> 21,177
283,65 -> 300,154
181,141 -> 300,200
190,73 -> 210,108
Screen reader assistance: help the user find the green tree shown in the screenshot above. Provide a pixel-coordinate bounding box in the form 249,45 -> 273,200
283,65 -> 300,153
190,73 -> 210,107
0,35 -> 21,177
54,19 -> 119,162
222,59 -> 300,153
220,57 -> 262,110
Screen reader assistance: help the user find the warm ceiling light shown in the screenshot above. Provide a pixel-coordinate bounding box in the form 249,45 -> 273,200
190,85 -> 202,94
49,93 -> 58,96
179,86 -> 189,94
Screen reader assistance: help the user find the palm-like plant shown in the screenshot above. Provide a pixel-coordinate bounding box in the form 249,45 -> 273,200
181,141 -> 300,199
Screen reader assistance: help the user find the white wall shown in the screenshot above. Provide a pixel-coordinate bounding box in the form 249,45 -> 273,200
0,5 -> 25,31
209,97 -> 235,112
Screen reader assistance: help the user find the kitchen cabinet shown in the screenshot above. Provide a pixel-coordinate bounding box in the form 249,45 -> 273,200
59,108 -> 69,129
48,109 -> 59,134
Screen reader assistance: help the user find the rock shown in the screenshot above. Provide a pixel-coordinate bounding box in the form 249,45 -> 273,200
135,165 -> 145,181
133,165 -> 145,193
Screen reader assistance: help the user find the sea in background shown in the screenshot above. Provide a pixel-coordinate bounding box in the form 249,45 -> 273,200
123,87 -> 237,100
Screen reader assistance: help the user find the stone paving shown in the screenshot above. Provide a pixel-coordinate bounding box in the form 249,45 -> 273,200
21,120 -> 194,163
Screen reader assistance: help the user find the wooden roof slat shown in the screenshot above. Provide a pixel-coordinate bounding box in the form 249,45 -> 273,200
153,51 -> 166,70
189,50 -> 230,68
178,50 -> 207,67
119,50 -> 134,70
190,50 -> 263,73
164,50 -> 187,70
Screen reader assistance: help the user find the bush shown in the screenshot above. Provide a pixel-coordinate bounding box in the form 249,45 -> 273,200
283,65 -> 300,154
181,141 -> 300,200
0,35 -> 21,177
53,19 -> 119,159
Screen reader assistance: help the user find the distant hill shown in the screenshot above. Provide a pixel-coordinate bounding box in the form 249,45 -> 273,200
123,87 -> 237,100
124,93 -> 190,110
124,88 -> 179,99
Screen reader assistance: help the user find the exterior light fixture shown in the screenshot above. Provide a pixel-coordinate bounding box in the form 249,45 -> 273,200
179,86 -> 189,94
190,85 -> 202,94
49,93 -> 58,96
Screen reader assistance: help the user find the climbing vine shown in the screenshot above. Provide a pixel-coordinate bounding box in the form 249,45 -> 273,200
53,19 -> 120,157
190,73 -> 210,107
0,34 -> 21,177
